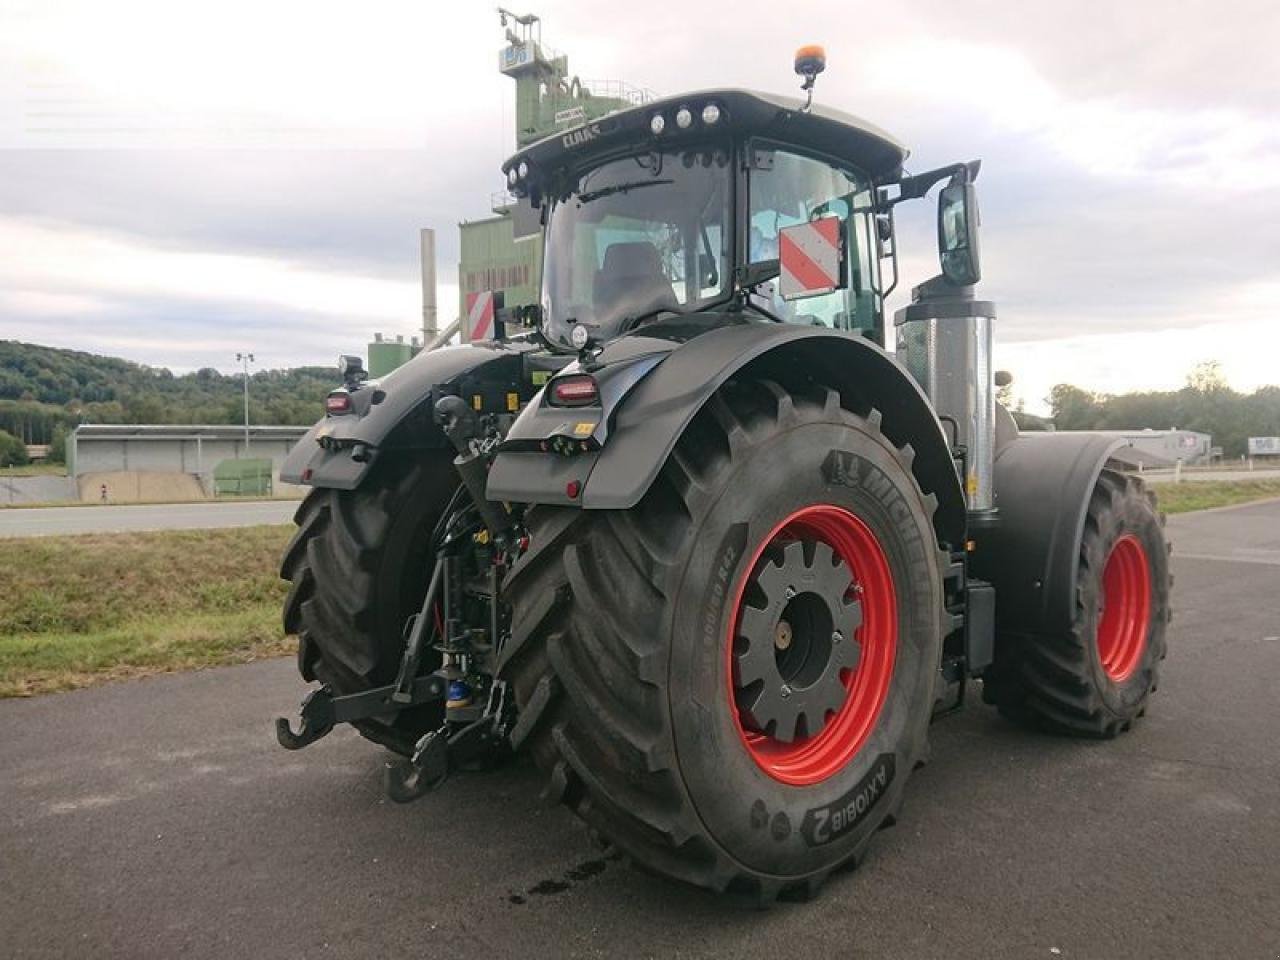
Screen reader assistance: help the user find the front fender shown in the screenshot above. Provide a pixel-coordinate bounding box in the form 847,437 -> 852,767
281,340 -> 535,490
489,322 -> 966,548
969,432 -> 1128,638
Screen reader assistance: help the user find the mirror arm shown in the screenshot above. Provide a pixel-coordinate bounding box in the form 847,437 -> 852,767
886,160 -> 981,207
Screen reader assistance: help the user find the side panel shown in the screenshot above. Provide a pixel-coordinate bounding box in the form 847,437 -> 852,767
969,432 -> 1127,637
281,341 -> 531,490
489,324 -> 967,548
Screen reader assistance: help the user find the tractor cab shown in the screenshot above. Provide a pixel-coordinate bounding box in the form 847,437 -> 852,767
503,65 -> 980,354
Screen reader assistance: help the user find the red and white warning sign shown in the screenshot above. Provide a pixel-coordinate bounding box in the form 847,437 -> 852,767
465,291 -> 495,341
778,217 -> 844,301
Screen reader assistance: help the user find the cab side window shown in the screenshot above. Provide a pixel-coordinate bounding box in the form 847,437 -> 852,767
747,147 -> 877,333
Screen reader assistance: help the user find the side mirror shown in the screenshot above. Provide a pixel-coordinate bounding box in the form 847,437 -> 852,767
937,178 -> 981,286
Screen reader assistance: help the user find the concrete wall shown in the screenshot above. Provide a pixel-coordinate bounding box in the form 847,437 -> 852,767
0,476 -> 78,505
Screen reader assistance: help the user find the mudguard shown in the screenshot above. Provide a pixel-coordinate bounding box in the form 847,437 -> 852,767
488,321 -> 967,548
969,432 -> 1128,638
280,340 -> 538,490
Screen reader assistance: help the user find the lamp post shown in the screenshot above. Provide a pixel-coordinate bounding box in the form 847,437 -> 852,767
235,352 -> 255,452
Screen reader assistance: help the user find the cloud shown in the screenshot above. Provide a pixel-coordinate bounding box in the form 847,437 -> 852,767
0,0 -> 1277,394
0,216 -> 457,369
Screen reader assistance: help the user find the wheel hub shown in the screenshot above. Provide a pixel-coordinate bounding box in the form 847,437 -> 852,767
733,539 -> 863,743
1097,533 -> 1152,682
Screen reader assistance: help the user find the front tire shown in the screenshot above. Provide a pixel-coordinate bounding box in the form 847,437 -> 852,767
986,466 -> 1171,736
501,380 -> 946,899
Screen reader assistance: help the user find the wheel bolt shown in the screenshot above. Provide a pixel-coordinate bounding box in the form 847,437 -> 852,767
832,630 -> 843,644
785,586 -> 796,600
780,684 -> 792,699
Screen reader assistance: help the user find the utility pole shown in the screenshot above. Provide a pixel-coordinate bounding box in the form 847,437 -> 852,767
235,352 -> 255,453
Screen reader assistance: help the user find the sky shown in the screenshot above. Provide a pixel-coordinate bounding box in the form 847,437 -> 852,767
1,0 -> 1278,413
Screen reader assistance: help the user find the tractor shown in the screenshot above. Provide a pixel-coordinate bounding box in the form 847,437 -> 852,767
276,48 -> 1171,901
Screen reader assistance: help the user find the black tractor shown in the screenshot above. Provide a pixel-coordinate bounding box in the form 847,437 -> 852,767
277,50 -> 1171,901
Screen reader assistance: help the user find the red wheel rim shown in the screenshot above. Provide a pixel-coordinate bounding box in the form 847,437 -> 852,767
726,505 -> 897,786
1097,533 -> 1152,682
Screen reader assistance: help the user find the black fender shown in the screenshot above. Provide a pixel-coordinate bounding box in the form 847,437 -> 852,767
488,322 -> 966,548
280,340 -> 536,490
969,432 -> 1128,638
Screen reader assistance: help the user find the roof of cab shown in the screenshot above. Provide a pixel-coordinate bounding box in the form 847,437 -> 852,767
504,88 -> 910,186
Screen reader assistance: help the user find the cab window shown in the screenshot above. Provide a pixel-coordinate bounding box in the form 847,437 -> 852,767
747,147 -> 878,334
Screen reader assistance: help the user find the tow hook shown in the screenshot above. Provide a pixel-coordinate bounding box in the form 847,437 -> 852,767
275,675 -> 449,751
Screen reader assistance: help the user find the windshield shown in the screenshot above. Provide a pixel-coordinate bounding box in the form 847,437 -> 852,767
540,144 -> 731,350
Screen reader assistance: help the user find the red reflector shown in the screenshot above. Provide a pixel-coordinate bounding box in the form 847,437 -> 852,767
565,480 -> 581,499
549,375 -> 598,406
325,393 -> 351,414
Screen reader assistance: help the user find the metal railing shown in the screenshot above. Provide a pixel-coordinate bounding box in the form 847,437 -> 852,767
579,78 -> 656,106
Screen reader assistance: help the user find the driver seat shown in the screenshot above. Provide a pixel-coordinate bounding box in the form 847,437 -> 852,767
593,242 -> 678,329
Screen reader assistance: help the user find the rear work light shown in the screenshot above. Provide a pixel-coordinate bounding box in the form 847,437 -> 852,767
548,375 -> 599,407
325,392 -> 352,414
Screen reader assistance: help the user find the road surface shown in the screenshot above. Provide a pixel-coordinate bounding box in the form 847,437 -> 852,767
0,499 -> 298,538
2,501 -> 1278,959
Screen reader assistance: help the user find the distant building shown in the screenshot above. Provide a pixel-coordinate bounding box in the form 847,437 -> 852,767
68,424 -> 309,489
1051,429 -> 1212,467
1248,437 -> 1280,459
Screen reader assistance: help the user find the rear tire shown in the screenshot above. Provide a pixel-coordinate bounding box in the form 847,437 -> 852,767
280,452 -> 458,755
986,465 -> 1171,736
501,380 -> 946,900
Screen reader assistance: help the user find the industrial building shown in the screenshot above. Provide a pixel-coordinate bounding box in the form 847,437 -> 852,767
1054,429 -> 1212,467
68,424 -> 309,496
365,12 -> 653,377
368,333 -> 422,377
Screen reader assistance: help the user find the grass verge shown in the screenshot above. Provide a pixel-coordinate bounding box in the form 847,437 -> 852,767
0,463 -> 67,477
1154,479 -> 1280,514
0,607 -> 291,697
1,524 -> 294,697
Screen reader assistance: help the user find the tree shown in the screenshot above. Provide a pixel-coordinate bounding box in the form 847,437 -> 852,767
1186,360 -> 1228,395
0,429 -> 30,467
1049,384 -> 1101,429
48,424 -> 69,464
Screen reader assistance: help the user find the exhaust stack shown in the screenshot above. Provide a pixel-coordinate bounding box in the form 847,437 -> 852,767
421,228 -> 438,342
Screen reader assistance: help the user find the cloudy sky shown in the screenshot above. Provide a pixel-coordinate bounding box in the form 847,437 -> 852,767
1,0 -> 1277,412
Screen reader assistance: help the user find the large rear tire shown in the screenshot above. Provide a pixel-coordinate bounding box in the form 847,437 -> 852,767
985,465 -> 1171,736
280,452 -> 458,755
501,380 -> 946,900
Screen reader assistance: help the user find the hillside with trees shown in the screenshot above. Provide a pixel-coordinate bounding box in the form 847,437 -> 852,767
2,343 -> 1276,462
0,340 -> 338,450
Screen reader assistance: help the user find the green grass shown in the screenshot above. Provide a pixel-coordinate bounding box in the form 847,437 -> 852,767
0,462 -> 67,477
1154,479 -> 1280,515
0,525 -> 294,697
1,493 -> 303,509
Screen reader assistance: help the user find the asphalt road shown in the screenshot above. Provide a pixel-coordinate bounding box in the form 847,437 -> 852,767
0,499 -> 299,538
3,502 -> 1279,959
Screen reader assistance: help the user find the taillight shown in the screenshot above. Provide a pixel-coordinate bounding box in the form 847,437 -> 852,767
325,392 -> 352,414
548,375 -> 599,407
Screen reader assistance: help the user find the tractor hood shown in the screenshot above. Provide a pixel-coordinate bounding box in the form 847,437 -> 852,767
501,88 -> 910,197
